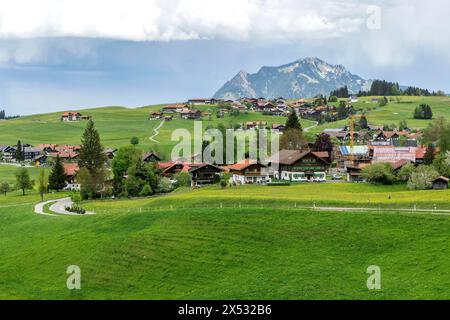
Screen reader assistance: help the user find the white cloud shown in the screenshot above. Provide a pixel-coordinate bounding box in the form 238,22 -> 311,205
0,0 -> 368,41
0,0 -> 449,67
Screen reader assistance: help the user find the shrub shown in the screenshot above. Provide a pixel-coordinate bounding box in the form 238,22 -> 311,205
157,177 -> 173,193
361,163 -> 395,185
396,163 -> 415,182
139,184 -> 153,197
65,205 -> 86,215
407,165 -> 440,190
173,172 -> 192,188
267,182 -> 291,186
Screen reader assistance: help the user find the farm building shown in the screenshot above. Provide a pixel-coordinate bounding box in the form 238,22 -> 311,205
149,111 -> 164,120
180,109 -> 202,120
372,146 -> 417,164
270,150 -> 330,182
61,112 -> 90,122
432,177 -> 449,190
336,145 -> 370,169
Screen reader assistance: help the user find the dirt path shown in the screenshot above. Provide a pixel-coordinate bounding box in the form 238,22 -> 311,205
304,121 -> 318,132
149,120 -> 165,143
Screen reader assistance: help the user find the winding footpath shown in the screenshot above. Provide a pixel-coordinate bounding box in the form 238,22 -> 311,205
149,119 -> 165,143
34,197 -> 95,216
304,121 -> 318,132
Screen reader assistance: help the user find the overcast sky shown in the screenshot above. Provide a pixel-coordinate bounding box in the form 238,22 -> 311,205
0,0 -> 449,115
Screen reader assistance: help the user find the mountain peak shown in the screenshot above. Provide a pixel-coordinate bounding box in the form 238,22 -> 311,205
214,58 -> 368,99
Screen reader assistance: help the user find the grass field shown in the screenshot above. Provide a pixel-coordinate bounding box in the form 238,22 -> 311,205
0,164 -> 49,185
1,183 -> 450,299
0,104 -> 314,158
313,95 -> 450,134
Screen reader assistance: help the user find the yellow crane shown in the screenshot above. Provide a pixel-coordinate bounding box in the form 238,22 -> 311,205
349,114 -> 355,165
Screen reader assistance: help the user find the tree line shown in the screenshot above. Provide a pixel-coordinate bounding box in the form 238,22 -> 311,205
356,80 -> 445,97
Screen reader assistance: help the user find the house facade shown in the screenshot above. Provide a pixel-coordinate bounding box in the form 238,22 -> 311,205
226,160 -> 273,185
270,150 -> 330,182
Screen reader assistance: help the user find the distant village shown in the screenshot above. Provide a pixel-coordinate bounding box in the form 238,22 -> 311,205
0,95 -> 448,194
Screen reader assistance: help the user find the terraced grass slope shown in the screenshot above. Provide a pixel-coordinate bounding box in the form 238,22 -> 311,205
1,183 -> 450,299
0,104 -> 315,157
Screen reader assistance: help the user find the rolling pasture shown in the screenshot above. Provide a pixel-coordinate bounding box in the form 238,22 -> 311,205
1,183 -> 450,299
0,104 -> 314,158
313,95 -> 450,133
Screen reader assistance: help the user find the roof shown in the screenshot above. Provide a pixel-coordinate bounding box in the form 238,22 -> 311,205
392,159 -> 411,171
270,150 -> 329,166
434,176 -> 449,182
163,104 -> 188,109
188,164 -> 223,173
143,152 -> 161,161
312,151 -> 329,159
63,163 -> 79,176
227,159 -> 259,171
339,146 -> 369,156
372,146 -> 417,163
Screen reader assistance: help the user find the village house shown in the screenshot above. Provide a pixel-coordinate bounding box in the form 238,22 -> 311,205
162,104 -> 190,113
345,163 -> 370,182
63,163 -> 80,190
143,152 -> 161,163
158,162 -> 223,186
272,124 -> 286,133
224,159 -> 274,185
164,115 -> 173,121
180,109 -> 202,120
149,111 -> 164,120
0,145 -> 40,162
189,164 -> 223,187
187,98 -> 224,105
104,148 -> 117,160
245,121 -> 267,130
61,112 -> 90,122
270,150 -> 330,182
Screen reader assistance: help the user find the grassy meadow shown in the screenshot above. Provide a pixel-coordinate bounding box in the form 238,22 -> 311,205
313,95 -> 450,134
0,104 -> 314,158
1,183 -> 450,299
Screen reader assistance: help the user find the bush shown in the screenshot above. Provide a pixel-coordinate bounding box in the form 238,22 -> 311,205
361,163 -> 395,185
267,182 -> 291,186
139,184 -> 153,197
65,205 -> 86,215
173,172 -> 192,188
157,177 -> 173,193
407,165 -> 440,190
396,163 -> 415,182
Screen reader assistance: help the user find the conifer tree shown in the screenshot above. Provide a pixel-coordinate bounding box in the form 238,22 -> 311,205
49,155 -> 67,191
285,110 -> 302,131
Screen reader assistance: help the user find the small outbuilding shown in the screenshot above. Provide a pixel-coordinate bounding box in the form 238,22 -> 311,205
432,176 -> 449,190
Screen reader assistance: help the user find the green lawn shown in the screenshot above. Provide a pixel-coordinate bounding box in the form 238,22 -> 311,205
0,164 -> 49,185
1,183 -> 450,299
0,104 -> 314,158
313,95 -> 450,134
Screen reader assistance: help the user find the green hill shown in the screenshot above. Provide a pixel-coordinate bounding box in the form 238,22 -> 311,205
0,104 -> 315,157
312,95 -> 450,133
